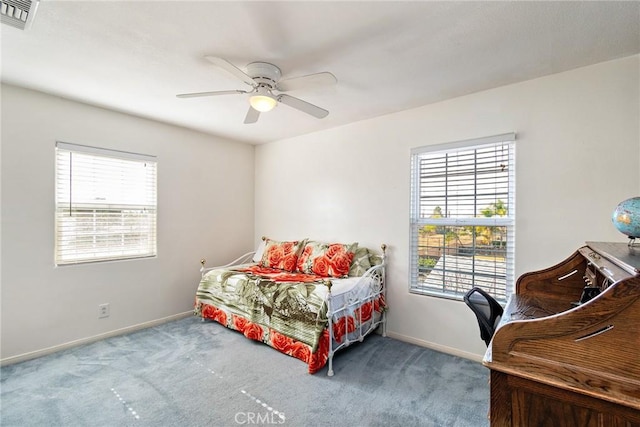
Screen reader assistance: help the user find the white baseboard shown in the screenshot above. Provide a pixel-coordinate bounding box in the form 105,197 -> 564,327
1,311 -> 193,366
385,330 -> 485,363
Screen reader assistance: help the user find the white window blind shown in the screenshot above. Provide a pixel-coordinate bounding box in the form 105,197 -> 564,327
55,142 -> 157,265
409,133 -> 516,302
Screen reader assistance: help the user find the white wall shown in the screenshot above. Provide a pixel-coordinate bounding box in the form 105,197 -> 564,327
1,84 -> 255,361
255,55 -> 640,359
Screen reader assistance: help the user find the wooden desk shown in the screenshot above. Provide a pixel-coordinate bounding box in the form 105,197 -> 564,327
483,242 -> 640,426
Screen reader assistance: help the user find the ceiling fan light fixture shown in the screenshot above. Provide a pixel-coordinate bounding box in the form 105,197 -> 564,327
177,56 -> 335,123
249,94 -> 277,112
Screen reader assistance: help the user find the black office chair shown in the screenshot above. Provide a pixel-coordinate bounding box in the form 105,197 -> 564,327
463,287 -> 504,347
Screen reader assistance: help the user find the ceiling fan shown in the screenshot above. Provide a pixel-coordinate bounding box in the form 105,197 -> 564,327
177,56 -> 337,124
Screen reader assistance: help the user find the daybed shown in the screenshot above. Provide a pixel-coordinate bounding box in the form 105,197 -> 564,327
194,237 -> 387,376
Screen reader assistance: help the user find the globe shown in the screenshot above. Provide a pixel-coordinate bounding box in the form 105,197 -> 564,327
612,197 -> 640,239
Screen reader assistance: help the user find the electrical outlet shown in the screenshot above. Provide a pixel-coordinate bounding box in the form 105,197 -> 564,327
98,303 -> 110,318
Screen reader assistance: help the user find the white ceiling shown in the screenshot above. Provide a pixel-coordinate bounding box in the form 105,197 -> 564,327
2,1 -> 639,145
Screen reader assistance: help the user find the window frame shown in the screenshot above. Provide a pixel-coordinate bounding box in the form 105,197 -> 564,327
409,133 -> 516,302
54,141 -> 158,266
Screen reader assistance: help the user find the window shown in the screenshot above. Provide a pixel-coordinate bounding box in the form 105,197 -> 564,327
55,142 -> 157,265
409,133 -> 515,302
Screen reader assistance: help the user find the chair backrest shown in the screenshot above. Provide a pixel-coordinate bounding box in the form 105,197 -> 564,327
463,287 -> 504,347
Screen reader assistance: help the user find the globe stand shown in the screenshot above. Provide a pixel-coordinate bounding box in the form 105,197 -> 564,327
628,237 -> 640,248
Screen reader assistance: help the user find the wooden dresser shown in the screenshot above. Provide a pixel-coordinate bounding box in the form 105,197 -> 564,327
483,242 -> 640,427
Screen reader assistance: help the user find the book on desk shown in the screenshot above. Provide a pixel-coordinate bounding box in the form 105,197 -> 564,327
483,241 -> 640,427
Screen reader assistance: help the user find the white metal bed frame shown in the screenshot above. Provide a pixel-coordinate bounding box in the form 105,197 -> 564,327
199,243 -> 387,376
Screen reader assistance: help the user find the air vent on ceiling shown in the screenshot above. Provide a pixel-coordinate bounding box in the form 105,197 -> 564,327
1,0 -> 38,30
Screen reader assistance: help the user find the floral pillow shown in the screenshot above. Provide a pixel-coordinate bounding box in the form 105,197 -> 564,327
349,246 -> 372,277
296,241 -> 357,278
260,238 -> 306,272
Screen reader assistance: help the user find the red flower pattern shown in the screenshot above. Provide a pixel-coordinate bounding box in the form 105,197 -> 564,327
330,252 -> 354,277
308,329 -> 330,374
270,329 -> 294,353
203,308 -> 380,374
232,314 -> 248,333
333,315 -> 356,343
266,245 -> 285,267
289,342 -> 311,363
282,254 -> 298,272
202,304 -> 228,326
325,244 -> 344,259
357,301 -> 374,323
261,240 -> 302,271
298,242 -> 355,277
312,256 -> 330,276
243,322 -> 264,341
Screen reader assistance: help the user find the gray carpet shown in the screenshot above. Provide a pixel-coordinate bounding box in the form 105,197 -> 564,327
1,316 -> 489,427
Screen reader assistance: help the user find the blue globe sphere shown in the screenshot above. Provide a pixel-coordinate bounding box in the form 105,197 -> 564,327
612,197 -> 640,239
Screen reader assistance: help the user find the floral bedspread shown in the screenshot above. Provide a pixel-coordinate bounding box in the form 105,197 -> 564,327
195,263 -> 386,373
195,265 -> 335,372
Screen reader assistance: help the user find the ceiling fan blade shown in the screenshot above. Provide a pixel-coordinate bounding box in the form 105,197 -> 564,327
277,94 -> 329,119
276,72 -> 337,92
244,106 -> 260,124
176,89 -> 247,98
204,56 -> 256,87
